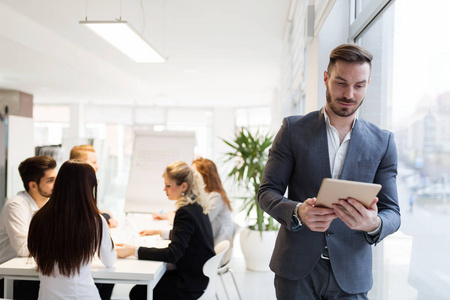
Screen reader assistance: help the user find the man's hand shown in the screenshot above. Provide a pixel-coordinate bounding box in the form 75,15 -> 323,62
298,198 -> 337,232
332,197 -> 380,232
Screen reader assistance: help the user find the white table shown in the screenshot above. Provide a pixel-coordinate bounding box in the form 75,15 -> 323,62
0,214 -> 172,300
111,214 -> 173,248
0,257 -> 166,300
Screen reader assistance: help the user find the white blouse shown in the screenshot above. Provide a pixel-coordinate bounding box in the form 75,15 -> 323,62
208,192 -> 234,245
37,216 -> 117,300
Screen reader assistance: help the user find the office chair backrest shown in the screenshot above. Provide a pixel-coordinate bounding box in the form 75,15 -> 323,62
198,240 -> 230,300
222,222 -> 241,266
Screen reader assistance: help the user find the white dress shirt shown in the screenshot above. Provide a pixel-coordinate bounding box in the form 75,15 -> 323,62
0,191 -> 39,264
323,109 -> 355,179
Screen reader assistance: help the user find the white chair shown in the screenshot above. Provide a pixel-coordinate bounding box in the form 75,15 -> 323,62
198,240 -> 230,300
217,223 -> 242,300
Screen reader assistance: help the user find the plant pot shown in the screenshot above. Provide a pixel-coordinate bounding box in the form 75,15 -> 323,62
239,227 -> 278,272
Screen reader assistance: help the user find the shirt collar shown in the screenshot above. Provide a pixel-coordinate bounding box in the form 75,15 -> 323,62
322,107 -> 357,130
21,190 -> 40,211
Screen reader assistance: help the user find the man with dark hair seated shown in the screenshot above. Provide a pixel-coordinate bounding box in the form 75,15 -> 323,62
0,155 -> 57,299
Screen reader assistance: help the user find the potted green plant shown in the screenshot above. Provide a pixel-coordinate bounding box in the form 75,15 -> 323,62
222,127 -> 278,271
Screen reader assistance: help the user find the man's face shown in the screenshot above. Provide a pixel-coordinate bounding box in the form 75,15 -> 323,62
324,60 -> 370,118
36,168 -> 57,198
85,151 -> 99,172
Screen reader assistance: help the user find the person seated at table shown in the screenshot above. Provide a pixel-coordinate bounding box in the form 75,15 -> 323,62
70,145 -> 117,300
192,157 -> 233,246
143,158 -> 233,247
0,155 -> 57,300
116,161 -> 215,300
70,144 -> 119,228
27,160 -> 117,300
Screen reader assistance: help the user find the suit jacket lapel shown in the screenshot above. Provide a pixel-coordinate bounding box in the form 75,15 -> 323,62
340,119 -> 367,180
311,111 -> 332,178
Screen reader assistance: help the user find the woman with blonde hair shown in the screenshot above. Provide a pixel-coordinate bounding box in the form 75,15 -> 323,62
27,160 -> 117,299
116,161 -> 215,300
192,157 -> 233,246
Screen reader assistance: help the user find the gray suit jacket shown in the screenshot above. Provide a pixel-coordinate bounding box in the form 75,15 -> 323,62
258,110 -> 401,294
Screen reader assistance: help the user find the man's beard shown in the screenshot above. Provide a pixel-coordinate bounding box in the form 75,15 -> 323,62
326,88 -> 363,117
37,186 -> 52,198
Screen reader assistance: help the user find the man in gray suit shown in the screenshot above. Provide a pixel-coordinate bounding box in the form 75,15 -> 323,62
258,44 -> 400,299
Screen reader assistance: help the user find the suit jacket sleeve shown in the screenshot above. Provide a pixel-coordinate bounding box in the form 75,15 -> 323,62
366,131 -> 400,244
258,117 -> 300,230
138,208 -> 194,262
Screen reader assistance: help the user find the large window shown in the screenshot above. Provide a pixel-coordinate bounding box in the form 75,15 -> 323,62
391,1 -> 450,299
33,105 -> 214,217
354,0 -> 450,299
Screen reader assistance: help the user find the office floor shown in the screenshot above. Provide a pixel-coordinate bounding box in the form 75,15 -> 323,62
111,230 -> 276,300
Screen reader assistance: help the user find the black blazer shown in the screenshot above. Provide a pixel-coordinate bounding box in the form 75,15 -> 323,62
138,203 -> 215,297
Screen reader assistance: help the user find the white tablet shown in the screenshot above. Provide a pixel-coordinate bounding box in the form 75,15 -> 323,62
315,178 -> 382,209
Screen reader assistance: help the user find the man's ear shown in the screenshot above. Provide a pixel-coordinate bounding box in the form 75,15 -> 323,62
324,70 -> 329,86
29,181 -> 38,191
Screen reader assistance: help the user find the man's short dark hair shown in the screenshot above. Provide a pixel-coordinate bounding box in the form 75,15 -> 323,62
327,43 -> 373,74
18,155 -> 57,191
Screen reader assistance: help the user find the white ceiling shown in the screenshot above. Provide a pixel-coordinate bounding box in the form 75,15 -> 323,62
0,0 -> 290,108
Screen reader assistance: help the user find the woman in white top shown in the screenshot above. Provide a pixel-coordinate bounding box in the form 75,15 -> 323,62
192,157 -> 234,245
28,160 -> 117,300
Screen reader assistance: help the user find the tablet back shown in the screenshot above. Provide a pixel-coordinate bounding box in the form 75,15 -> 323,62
315,178 -> 382,208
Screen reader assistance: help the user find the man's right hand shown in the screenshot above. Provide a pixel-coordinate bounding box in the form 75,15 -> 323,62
298,197 -> 337,232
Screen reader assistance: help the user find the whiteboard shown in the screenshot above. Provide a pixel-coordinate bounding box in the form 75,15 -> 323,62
124,131 -> 195,213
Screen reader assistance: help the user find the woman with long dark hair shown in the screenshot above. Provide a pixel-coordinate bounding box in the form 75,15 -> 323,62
27,160 -> 116,299
116,161 -> 215,300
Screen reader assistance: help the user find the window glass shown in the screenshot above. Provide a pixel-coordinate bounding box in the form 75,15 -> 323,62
391,1 -> 450,299
357,4 -> 394,128
357,0 -> 450,299
32,105 -> 214,217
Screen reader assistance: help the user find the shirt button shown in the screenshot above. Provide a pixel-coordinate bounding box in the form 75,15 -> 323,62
326,231 -> 333,236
